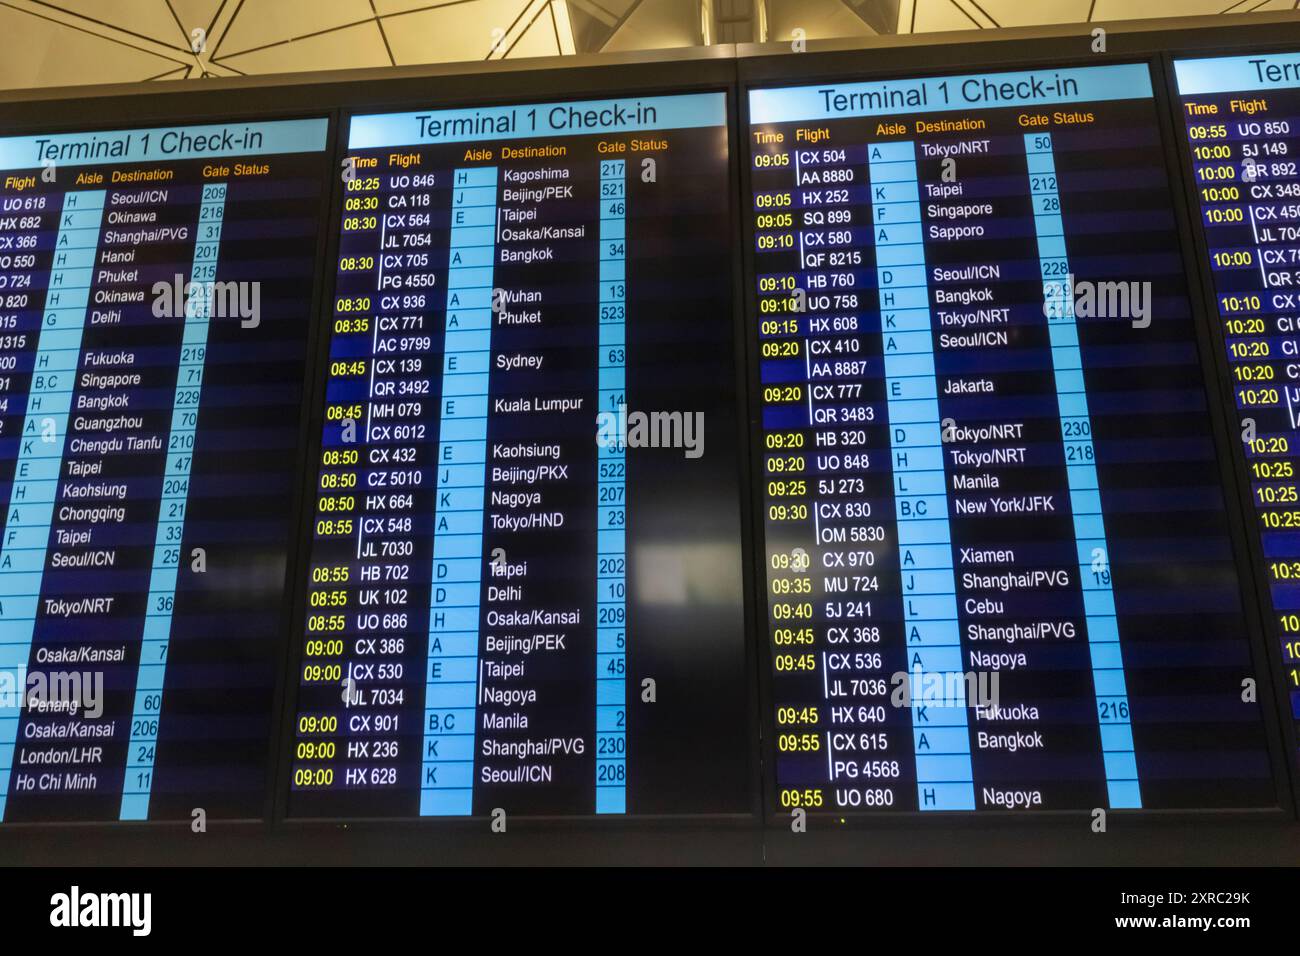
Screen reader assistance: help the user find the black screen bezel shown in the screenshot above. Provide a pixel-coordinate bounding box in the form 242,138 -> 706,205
0,103 -> 337,840
737,23 -> 1300,849
0,53 -> 768,864
2,16 -> 1300,863
273,60 -> 764,836
1158,38 -> 1300,819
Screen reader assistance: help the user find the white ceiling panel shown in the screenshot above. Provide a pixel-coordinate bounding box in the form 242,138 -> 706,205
768,0 -> 875,41
373,0 -> 466,12
39,0 -> 186,44
0,5 -> 186,89
603,0 -> 698,50
1091,0 -> 1245,21
911,0 -> 983,32
217,0 -> 376,58
505,3 -> 567,58
384,0 -> 536,63
169,0 -> 226,38
217,19 -> 392,72
967,0 -> 1085,28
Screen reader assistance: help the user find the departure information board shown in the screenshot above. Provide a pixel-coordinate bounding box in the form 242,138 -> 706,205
748,62 -> 1277,815
0,117 -> 330,822
287,92 -> 749,819
1175,51 -> 1300,783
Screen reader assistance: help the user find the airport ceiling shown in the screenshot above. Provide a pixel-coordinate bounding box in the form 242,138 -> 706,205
0,0 -> 1293,90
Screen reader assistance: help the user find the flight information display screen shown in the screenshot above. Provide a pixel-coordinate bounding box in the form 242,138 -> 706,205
1175,51 -> 1300,782
287,91 -> 749,819
748,62 -> 1277,815
0,117 -> 330,822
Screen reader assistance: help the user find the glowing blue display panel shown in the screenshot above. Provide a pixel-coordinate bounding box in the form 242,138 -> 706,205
750,62 -> 1278,815
0,117 -> 331,822
1175,49 -> 1300,795
286,92 -> 751,819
